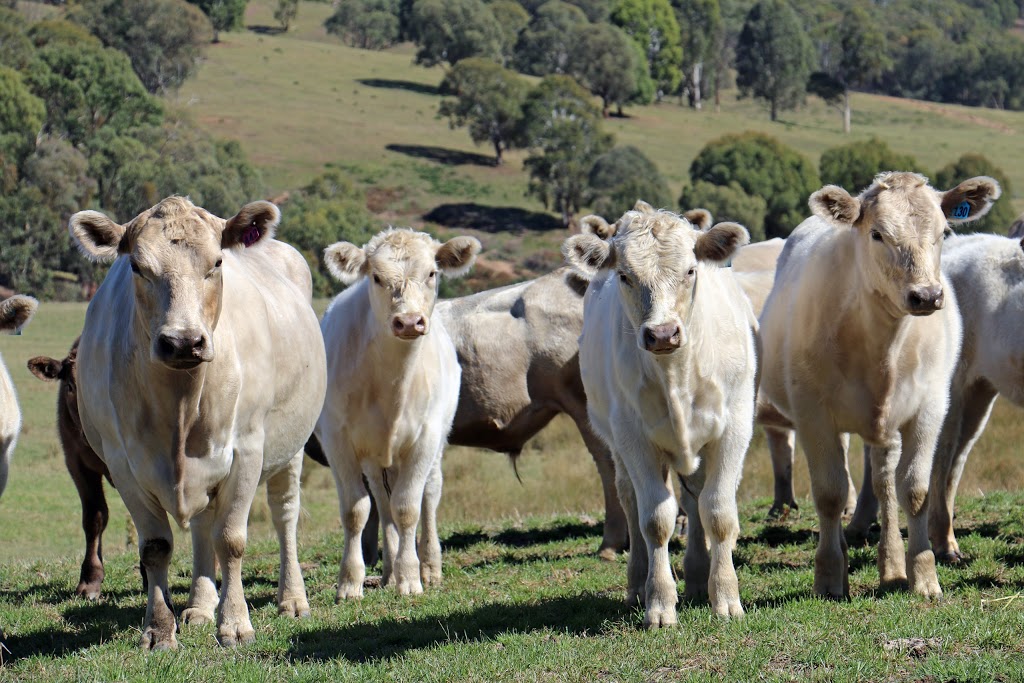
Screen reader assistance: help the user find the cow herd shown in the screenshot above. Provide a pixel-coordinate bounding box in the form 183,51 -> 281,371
0,168 -> 1019,650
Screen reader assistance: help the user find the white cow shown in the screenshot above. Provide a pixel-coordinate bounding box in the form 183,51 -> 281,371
315,227 -> 480,600
0,295 -> 39,498
849,232 -> 1024,563
564,205 -> 755,627
70,197 -> 327,650
757,172 -> 1000,599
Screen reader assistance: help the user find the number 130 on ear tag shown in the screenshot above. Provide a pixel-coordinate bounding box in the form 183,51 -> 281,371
953,201 -> 971,219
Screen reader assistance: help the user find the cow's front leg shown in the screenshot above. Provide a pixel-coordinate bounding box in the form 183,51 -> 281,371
67,456 -> 109,600
327,441 -> 372,601
899,412 -> 942,599
612,451 -> 646,607
213,461 -> 261,647
869,442 -> 907,588
796,411 -> 850,600
418,452 -> 443,588
182,508 -> 218,625
267,452 -> 309,617
386,447 -> 440,596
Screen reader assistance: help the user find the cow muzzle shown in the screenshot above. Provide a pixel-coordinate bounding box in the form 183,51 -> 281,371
154,330 -> 214,369
391,313 -> 428,340
641,322 -> 682,355
905,284 -> 944,316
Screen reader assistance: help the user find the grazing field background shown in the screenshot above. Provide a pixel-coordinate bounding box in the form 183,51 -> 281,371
4,1 -> 1024,679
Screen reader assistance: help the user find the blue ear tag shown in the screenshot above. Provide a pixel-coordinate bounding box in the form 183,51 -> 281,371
952,201 -> 971,220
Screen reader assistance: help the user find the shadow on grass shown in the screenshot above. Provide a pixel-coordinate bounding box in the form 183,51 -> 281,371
386,144 -> 495,167
357,78 -> 439,96
2,598 -> 141,660
289,593 -> 626,663
247,25 -> 285,35
442,520 -> 603,553
744,524 -> 816,548
424,203 -> 563,233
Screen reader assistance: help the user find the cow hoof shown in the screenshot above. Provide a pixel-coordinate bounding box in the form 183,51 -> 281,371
767,502 -> 797,519
421,570 -> 442,588
934,549 -> 964,565
711,599 -> 744,618
396,578 -> 423,596
642,606 -> 677,629
76,583 -> 102,601
625,588 -> 645,607
598,546 -> 619,562
217,623 -> 256,648
140,627 -> 178,652
278,599 -> 311,619
181,607 -> 215,626
336,581 -> 364,601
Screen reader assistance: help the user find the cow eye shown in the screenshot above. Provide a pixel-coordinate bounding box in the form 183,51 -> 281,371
427,270 -> 437,280
687,267 -> 696,278
130,260 -> 141,275
618,273 -> 631,287
372,274 -> 382,286
870,230 -> 883,242
215,259 -> 223,268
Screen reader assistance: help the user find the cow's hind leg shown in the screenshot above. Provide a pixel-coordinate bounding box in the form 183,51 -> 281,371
766,427 -> 797,518
847,444 -> 878,540
182,509 -> 218,625
568,403 -> 628,558
418,452 -> 443,588
365,471 -> 398,588
796,411 -> 850,600
679,473 -> 709,601
212,458 -> 261,647
267,452 -> 310,618
68,457 -> 108,600
929,382 -> 996,564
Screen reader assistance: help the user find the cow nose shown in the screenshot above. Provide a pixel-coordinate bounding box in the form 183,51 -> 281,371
392,314 -> 427,339
641,323 -> 681,354
906,284 -> 944,314
157,332 -> 208,360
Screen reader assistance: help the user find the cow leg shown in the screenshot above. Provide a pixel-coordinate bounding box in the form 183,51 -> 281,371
365,471 -> 398,588
929,381 -> 996,563
847,444 -> 878,539
328,444 -> 371,601
679,472 -> 709,601
211,462 -> 261,647
766,427 -> 797,518
387,438 -> 445,596
899,412 -> 942,599
697,422 -> 748,618
182,508 -> 218,625
267,452 -> 310,618
568,405 -> 628,558
418,452 -> 443,588
119,488 -> 177,651
67,456 -> 108,600
868,443 -> 907,588
614,452 -> 646,607
796,414 -> 849,599
361,476 -> 380,568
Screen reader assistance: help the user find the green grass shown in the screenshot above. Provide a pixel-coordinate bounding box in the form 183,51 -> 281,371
1,496 -> 1023,681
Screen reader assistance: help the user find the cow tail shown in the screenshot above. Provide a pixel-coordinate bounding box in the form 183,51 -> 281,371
304,433 -> 329,467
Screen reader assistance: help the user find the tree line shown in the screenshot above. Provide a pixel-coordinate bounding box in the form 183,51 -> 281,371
329,0 -> 1024,129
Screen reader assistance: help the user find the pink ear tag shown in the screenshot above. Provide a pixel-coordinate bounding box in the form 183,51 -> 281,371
242,222 -> 260,247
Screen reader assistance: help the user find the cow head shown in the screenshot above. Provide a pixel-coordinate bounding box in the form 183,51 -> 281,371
563,208 -> 748,355
810,172 -> 1000,317
324,228 -> 480,340
0,295 -> 38,334
69,197 -> 280,369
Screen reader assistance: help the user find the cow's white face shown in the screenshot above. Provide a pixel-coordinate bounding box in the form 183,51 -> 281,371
324,228 -> 480,341
564,207 -> 748,355
69,197 -> 279,369
810,172 -> 1001,317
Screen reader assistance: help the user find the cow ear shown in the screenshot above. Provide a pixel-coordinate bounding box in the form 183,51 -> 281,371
323,242 -> 367,284
27,356 -> 61,382
809,185 -> 861,227
563,233 -> 615,279
633,199 -> 655,215
579,214 -> 616,239
682,208 -> 713,231
69,210 -> 126,262
0,295 -> 37,333
695,222 -> 749,263
941,176 -> 1001,224
1009,213 -> 1024,240
435,236 -> 481,278
223,201 -> 280,249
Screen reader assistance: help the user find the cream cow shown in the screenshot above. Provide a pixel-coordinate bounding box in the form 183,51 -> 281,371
315,228 -> 479,600
757,172 -> 1000,600
564,206 -> 755,627
0,295 -> 39,499
849,232 -> 1024,563
69,197 -> 327,650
